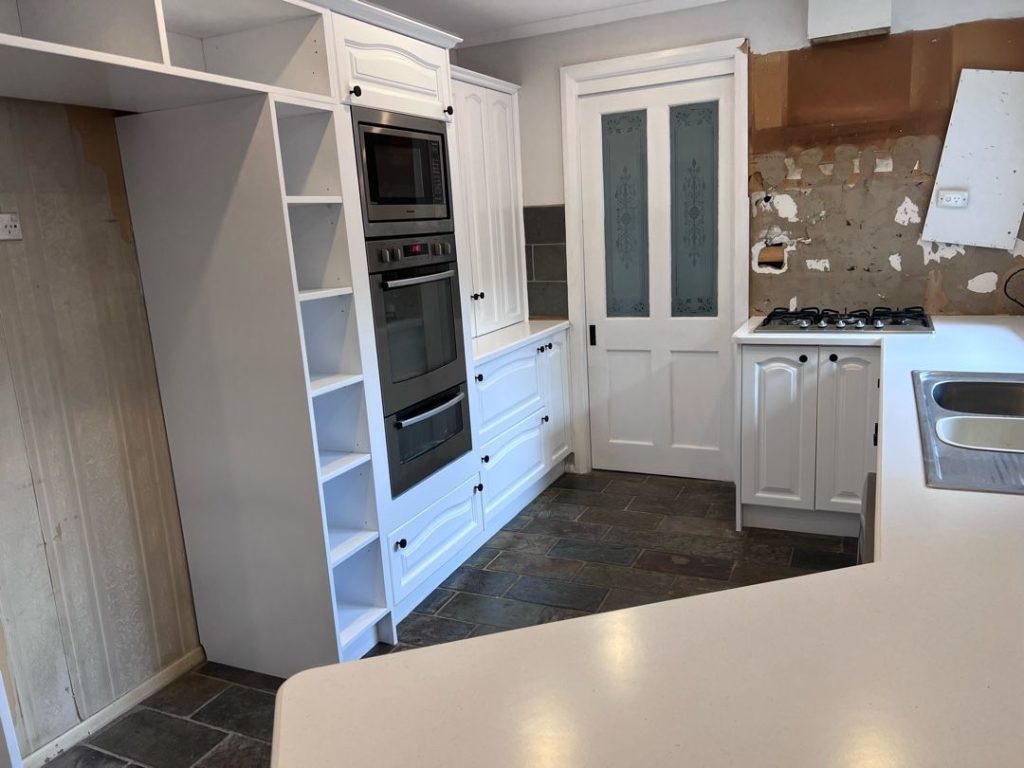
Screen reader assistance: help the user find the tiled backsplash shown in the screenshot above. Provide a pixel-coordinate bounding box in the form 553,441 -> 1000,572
524,205 -> 568,318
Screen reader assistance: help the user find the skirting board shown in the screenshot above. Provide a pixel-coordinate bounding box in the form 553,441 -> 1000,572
741,504 -> 861,537
390,463 -> 565,626
22,647 -> 205,768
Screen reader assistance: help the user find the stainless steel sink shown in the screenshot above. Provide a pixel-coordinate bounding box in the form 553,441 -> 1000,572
913,372 -> 1024,494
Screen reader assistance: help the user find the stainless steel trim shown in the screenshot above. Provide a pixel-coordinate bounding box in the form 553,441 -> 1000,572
383,269 -> 455,290
395,392 -> 465,429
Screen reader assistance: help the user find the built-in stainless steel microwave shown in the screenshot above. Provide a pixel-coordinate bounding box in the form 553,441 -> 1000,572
352,107 -> 453,239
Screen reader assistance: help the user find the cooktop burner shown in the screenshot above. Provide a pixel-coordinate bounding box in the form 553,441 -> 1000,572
755,306 -> 933,333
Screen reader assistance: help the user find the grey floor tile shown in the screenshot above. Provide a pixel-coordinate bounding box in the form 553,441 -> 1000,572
579,507 -> 662,530
656,515 -> 743,538
501,515 -> 532,532
193,686 -> 275,743
465,546 -> 500,568
599,589 -> 669,613
487,551 -> 583,580
397,612 -> 474,645
194,735 -> 270,768
553,488 -> 633,509
89,709 -> 225,768
538,607 -> 590,624
362,643 -> 395,658
628,496 -> 709,517
634,550 -> 733,580
740,540 -> 794,566
745,527 -> 844,552
197,662 -> 284,693
46,746 -> 127,768
468,624 -> 506,638
602,527 -> 743,560
534,502 -> 588,521
413,587 -> 456,614
142,673 -> 228,717
522,516 -> 610,543
673,575 -> 736,597
730,562 -> 815,586
438,593 -> 549,629
604,479 -> 680,498
505,575 -> 607,611
551,473 -> 611,492
548,539 -> 639,567
485,531 -> 559,554
791,549 -> 857,571
573,563 -> 678,595
440,566 -> 518,596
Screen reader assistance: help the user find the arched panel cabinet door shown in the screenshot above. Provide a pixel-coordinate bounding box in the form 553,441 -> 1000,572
741,346 -> 819,510
815,347 -> 880,514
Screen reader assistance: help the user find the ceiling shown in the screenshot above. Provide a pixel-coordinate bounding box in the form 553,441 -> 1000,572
365,0 -> 729,47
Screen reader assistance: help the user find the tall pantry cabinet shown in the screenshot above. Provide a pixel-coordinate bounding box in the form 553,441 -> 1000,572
450,67 -> 529,336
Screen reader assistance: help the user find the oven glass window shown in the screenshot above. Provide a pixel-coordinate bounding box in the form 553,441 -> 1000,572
383,270 -> 458,384
397,391 -> 464,464
364,131 -> 446,207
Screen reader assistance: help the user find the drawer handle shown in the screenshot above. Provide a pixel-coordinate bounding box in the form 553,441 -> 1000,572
445,105 -> 454,116
546,343 -> 553,350
472,293 -> 480,300
537,346 -> 546,353
542,415 -> 550,423
395,538 -> 408,551
829,353 -> 839,363
798,354 -> 808,364
482,455 -> 490,463
474,483 -> 484,493
395,392 -> 465,429
349,85 -> 362,97
475,373 -> 484,382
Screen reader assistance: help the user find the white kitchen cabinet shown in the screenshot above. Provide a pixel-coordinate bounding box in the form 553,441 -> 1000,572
480,411 -> 548,525
387,474 -> 484,603
540,331 -> 572,467
741,346 -> 820,510
815,347 -> 880,513
475,342 -> 543,444
333,15 -> 452,120
451,67 -> 527,337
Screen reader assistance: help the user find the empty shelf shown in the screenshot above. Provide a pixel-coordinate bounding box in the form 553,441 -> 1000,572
319,450 -> 371,482
337,605 -> 389,649
309,372 -> 363,397
328,529 -> 379,568
299,286 -> 353,302
286,194 -> 343,205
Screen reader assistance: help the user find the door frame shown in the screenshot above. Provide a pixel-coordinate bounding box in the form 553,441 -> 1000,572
560,38 -> 749,474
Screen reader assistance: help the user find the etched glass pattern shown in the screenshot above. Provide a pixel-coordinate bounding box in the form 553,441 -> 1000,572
670,101 -> 718,317
601,110 -> 649,317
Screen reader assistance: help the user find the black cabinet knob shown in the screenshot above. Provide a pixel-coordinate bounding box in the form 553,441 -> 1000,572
542,415 -> 550,423
475,373 -> 484,382
537,346 -> 546,353
798,354 -> 808,364
474,483 -> 484,493
479,292 -> 485,299
829,353 -> 839,363
482,455 -> 490,463
546,342 -> 553,350
349,85 -> 362,97
445,105 -> 454,115
471,293 -> 480,300
395,538 -> 408,550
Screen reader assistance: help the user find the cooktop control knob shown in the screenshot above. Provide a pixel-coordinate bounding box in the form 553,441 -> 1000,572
874,319 -> 885,328
836,319 -> 847,328
818,319 -> 828,328
798,319 -> 811,328
855,319 -> 866,329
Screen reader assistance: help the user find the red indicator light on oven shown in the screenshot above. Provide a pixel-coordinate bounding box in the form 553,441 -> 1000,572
405,243 -> 426,257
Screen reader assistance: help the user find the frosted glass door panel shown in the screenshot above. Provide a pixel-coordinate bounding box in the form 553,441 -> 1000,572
601,110 -> 649,317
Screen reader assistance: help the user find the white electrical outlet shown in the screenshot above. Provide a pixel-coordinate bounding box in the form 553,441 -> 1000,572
0,213 -> 22,241
936,189 -> 969,209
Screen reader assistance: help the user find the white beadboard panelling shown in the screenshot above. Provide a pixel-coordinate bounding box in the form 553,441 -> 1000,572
0,98 -> 199,753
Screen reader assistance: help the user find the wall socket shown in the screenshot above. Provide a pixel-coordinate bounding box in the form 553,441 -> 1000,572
0,213 -> 22,241
936,189 -> 969,209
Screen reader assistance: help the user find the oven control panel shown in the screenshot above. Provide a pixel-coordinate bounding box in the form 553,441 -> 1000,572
368,234 -> 456,273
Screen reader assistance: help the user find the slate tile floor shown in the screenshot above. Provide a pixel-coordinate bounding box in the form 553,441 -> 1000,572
45,662 -> 282,768
46,472 -> 857,767
375,471 -> 859,653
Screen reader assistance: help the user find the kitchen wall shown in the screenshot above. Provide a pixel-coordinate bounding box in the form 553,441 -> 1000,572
457,2 -> 1024,316
0,98 -> 199,757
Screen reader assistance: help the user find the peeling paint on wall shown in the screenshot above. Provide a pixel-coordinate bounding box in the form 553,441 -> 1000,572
895,197 -> 921,227
889,254 -> 902,272
967,272 -> 999,293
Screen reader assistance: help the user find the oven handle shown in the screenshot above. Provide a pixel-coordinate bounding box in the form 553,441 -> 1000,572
383,269 -> 455,290
395,391 -> 465,430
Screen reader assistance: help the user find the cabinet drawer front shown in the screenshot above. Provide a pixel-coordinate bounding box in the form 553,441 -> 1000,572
335,16 -> 449,119
476,345 -> 543,442
481,411 -> 547,526
387,474 -> 483,602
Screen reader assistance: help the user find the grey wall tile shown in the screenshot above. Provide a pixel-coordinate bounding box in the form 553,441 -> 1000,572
527,282 -> 569,318
533,244 -> 567,280
523,205 -> 566,244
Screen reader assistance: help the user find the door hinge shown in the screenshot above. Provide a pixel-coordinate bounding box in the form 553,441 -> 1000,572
873,422 -> 879,447
589,325 -> 596,346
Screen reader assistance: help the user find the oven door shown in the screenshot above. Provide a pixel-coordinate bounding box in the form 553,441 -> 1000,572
386,384 -> 472,497
371,261 -> 466,415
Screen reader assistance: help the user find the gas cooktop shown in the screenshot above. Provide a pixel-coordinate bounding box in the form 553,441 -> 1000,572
755,306 -> 934,333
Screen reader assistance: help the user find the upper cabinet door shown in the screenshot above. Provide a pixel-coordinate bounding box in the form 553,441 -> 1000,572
334,16 -> 452,121
452,73 -> 527,337
741,346 -> 819,510
815,347 -> 880,514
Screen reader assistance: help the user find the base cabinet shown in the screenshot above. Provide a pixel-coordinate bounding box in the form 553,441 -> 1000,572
740,343 -> 879,524
481,410 -> 548,525
541,332 -> 572,467
387,475 -> 484,603
476,342 -> 543,443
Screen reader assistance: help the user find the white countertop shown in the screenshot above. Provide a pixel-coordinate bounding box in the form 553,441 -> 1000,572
274,316 -> 1024,768
472,319 -> 570,364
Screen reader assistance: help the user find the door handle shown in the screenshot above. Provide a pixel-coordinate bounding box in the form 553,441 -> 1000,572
395,392 -> 465,429
383,269 -> 455,289
589,325 -> 596,346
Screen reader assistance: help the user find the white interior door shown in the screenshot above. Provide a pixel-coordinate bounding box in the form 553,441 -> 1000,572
581,74 -> 735,480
